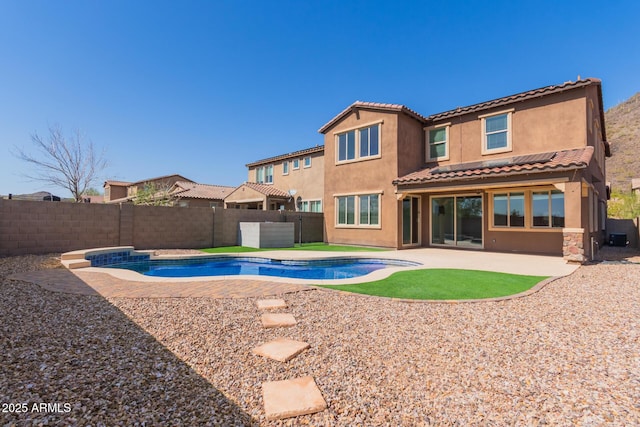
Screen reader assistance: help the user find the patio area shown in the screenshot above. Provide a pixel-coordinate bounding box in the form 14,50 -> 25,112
12,247 -> 579,298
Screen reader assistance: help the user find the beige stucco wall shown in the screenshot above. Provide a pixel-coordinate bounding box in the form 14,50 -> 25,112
428,90 -> 588,166
323,110 -> 425,248
248,151 -> 324,209
224,185 -> 266,206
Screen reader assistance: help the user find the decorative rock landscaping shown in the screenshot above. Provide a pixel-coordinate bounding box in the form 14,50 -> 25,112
1,251 -> 639,425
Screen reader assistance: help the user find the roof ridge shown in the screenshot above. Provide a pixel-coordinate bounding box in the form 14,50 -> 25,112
246,145 -> 324,167
427,78 -> 600,121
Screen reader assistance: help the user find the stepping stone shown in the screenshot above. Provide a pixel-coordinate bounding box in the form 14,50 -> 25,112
252,338 -> 310,362
256,299 -> 287,310
262,376 -> 327,420
261,313 -> 297,328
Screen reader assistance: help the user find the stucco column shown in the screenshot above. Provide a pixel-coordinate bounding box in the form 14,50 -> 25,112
563,181 -> 582,228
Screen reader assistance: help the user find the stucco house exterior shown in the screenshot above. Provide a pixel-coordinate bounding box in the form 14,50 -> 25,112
225,146 -> 324,211
104,174 -> 193,204
319,78 -> 610,261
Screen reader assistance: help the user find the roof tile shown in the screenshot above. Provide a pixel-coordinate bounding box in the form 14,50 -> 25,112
241,182 -> 291,198
171,181 -> 236,200
394,147 -> 594,185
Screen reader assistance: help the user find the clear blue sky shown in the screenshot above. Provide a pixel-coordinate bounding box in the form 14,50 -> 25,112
1,0 -> 639,197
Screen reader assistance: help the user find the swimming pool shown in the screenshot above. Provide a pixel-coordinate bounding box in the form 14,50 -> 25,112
102,256 -> 421,280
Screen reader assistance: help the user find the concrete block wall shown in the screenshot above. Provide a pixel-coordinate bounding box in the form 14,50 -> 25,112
0,199 -> 325,256
0,199 -> 120,256
132,205 -> 214,249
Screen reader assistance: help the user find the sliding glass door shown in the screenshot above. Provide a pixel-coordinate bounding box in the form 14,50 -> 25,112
431,195 -> 483,248
402,196 -> 420,246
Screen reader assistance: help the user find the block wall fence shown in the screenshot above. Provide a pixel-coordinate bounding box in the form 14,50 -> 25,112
0,199 -> 324,257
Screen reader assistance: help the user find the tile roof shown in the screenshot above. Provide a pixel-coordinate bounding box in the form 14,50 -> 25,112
427,78 -> 601,122
318,101 -> 428,134
171,181 -> 236,200
104,180 -> 132,187
394,147 -> 594,186
246,145 -> 324,168
240,182 -> 291,198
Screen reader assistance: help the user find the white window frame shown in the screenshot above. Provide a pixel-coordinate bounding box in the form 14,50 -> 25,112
425,123 -> 450,161
292,159 -> 300,170
334,120 -> 382,165
300,199 -> 322,213
358,194 -> 380,226
480,109 -> 513,155
303,156 -> 312,168
256,167 -> 265,183
265,164 -> 273,184
335,193 -> 381,228
282,161 -> 289,175
336,195 -> 355,225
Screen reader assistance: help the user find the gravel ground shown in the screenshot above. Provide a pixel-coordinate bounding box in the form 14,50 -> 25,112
1,250 -> 639,426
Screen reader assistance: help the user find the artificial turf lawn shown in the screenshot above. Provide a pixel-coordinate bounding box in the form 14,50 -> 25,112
318,268 -> 549,300
201,243 -> 386,253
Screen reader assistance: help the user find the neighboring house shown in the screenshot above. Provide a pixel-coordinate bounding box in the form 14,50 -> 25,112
319,78 -> 610,261
103,180 -> 131,202
4,191 -> 62,201
632,178 -> 640,195
224,146 -> 324,211
104,174 -> 194,204
169,181 -> 235,208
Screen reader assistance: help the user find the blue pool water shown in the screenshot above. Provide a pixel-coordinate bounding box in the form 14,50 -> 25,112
103,256 -> 420,280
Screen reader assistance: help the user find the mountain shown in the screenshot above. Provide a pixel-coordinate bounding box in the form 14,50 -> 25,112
605,92 -> 640,192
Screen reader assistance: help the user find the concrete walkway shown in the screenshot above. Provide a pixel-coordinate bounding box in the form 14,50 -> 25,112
11,248 -> 579,298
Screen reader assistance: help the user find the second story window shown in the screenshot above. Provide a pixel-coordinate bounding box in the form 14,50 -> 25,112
337,130 -> 356,161
359,125 -> 379,157
481,110 -> 512,154
304,156 -> 311,168
282,161 -> 289,175
256,165 -> 273,183
427,124 -> 449,161
293,159 -> 300,170
336,123 -> 381,163
265,165 -> 273,184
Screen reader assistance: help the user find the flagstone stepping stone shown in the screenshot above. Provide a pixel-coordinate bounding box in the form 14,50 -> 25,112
261,313 -> 297,328
262,376 -> 327,420
256,299 -> 287,310
252,338 -> 310,362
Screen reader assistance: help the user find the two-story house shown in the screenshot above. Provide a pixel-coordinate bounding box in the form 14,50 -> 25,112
320,78 -> 610,261
224,145 -> 324,211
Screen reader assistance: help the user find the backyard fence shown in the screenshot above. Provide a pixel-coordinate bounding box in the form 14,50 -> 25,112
0,199 -> 324,256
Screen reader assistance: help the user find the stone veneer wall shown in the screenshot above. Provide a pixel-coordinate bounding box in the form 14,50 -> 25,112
0,199 -> 324,256
563,228 -> 586,263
